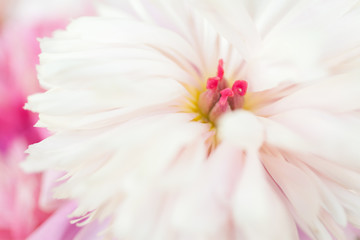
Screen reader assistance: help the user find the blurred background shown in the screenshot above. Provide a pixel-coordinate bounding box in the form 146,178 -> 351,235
0,0 -> 94,239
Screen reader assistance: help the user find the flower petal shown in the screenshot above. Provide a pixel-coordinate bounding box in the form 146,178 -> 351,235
232,150 -> 298,240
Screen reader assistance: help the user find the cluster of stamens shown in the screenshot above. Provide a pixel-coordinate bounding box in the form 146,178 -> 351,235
198,59 -> 248,124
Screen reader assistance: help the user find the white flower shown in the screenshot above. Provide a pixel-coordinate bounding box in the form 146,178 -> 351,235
24,0 -> 360,239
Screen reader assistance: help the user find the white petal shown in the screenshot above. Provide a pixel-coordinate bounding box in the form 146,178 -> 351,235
25,113 -> 210,235
270,109 -> 360,169
218,110 -> 264,151
262,153 -> 321,227
192,0 -> 261,60
171,143 -> 244,239
257,69 -> 360,115
232,150 -> 298,240
260,117 -> 310,152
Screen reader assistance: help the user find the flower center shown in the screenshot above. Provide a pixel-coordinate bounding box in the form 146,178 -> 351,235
197,59 -> 248,125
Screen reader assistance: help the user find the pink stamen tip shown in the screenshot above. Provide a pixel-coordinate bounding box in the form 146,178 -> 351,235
232,80 -> 248,96
219,88 -> 234,105
217,59 -> 224,79
206,77 -> 220,90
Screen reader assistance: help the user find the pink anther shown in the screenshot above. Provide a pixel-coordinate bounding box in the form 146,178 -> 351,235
206,77 -> 220,90
232,80 -> 248,96
219,88 -> 234,105
217,59 -> 224,79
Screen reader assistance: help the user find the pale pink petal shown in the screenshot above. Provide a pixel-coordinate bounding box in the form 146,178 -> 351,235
27,202 -> 80,240
270,109 -> 360,169
262,152 -> 321,231
74,220 -> 111,240
171,143 -> 244,239
232,150 -> 298,240
256,69 -> 360,115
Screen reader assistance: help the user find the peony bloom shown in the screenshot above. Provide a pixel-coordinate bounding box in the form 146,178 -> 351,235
24,0 -> 360,239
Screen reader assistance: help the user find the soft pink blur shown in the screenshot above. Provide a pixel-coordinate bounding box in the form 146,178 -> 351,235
0,21 -> 50,239
0,0 -> 93,239
0,140 -> 49,239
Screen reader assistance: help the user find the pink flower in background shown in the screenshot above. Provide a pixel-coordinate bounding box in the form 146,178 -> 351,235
0,0 -> 93,239
0,141 -> 48,239
20,0 -> 360,240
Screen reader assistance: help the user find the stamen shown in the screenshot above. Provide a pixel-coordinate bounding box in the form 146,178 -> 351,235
199,77 -> 221,116
229,80 -> 248,110
206,77 -> 220,90
216,59 -> 229,90
195,59 -> 249,124
232,80 -> 248,96
219,88 -> 234,105
209,88 -> 233,123
217,59 -> 224,79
